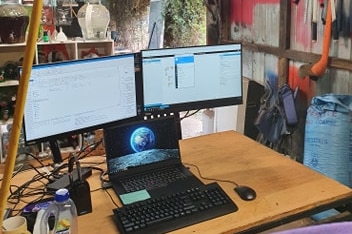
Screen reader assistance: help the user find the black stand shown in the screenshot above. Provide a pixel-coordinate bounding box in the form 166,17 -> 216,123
147,22 -> 157,49
49,140 -> 63,165
174,112 -> 183,140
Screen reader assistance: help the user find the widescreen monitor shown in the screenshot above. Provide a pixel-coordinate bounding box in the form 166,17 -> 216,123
22,53 -> 142,162
141,43 -> 243,114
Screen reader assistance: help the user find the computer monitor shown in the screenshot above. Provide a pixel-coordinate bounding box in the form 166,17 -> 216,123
22,53 -> 142,164
140,43 -> 243,114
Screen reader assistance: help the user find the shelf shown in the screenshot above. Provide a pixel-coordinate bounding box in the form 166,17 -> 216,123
0,80 -> 19,87
0,43 -> 26,48
0,40 -> 114,64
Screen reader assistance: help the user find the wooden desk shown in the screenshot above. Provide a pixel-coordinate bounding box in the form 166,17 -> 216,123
2,131 -> 352,233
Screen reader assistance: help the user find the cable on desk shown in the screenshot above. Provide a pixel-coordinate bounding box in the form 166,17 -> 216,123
0,152 -> 46,182
184,162 -> 239,187
7,164 -> 54,215
179,109 -> 202,121
90,167 -> 118,207
5,150 -> 107,215
77,139 -> 103,160
25,152 -> 47,168
104,189 -> 120,208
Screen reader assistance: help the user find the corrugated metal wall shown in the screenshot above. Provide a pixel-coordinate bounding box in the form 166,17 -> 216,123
227,0 -> 352,161
229,0 -> 352,99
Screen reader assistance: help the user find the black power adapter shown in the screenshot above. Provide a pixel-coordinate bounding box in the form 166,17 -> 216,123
46,154 -> 93,216
69,178 -> 92,216
46,167 -> 92,192
67,155 -> 92,216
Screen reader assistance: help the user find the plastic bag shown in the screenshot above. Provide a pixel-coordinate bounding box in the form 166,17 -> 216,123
303,94 -> 352,187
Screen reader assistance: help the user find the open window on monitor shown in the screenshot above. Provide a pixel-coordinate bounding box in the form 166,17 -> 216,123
140,43 -> 243,116
21,53 -> 143,165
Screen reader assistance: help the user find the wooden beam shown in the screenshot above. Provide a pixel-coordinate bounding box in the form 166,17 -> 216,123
220,0 -> 231,41
279,0 -> 291,50
225,39 -> 352,73
278,57 -> 289,87
278,0 -> 291,84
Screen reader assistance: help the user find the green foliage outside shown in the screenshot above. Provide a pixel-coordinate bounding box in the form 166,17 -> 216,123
162,0 -> 206,47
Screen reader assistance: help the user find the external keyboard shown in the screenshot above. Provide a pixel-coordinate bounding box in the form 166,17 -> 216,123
112,182 -> 238,234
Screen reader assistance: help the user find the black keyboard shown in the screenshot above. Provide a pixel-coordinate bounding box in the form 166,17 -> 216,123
120,167 -> 188,193
112,182 -> 238,234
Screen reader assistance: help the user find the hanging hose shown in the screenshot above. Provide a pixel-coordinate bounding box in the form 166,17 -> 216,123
298,0 -> 332,80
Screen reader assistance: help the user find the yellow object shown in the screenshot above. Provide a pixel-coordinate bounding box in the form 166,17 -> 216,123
0,0 -> 43,227
2,216 -> 31,234
57,218 -> 71,230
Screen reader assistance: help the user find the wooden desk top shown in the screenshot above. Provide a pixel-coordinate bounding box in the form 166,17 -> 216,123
2,131 -> 352,233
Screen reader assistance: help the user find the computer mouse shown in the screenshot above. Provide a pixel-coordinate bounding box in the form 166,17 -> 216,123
234,185 -> 256,201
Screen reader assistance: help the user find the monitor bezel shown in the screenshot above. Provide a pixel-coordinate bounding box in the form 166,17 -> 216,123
22,53 -> 144,146
140,43 -> 243,115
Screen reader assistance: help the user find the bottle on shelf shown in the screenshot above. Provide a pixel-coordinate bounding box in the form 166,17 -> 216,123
0,0 -> 29,44
39,188 -> 78,234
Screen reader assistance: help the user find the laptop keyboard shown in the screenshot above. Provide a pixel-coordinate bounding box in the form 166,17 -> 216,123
121,167 -> 188,193
112,182 -> 238,234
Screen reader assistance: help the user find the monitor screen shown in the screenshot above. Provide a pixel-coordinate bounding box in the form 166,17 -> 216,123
141,43 -> 243,114
22,53 -> 142,145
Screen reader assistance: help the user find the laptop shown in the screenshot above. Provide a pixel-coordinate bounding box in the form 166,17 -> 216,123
103,116 -> 203,204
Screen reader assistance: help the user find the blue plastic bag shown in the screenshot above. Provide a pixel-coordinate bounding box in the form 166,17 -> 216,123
303,94 -> 352,187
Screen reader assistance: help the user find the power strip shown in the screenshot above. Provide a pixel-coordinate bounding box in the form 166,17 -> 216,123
46,167 -> 92,192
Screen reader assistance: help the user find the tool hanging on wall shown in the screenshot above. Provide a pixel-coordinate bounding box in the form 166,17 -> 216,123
331,0 -> 338,41
333,0 -> 343,41
321,0 -> 327,24
312,0 -> 319,42
304,0 -> 311,24
298,0 -> 333,80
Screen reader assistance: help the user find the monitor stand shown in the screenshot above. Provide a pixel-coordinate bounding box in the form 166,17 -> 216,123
174,112 -> 183,140
49,140 -> 63,167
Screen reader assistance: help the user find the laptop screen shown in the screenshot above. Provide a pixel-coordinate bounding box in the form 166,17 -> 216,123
104,116 -> 181,175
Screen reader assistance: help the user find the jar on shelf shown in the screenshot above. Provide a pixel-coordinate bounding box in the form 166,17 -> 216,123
77,0 -> 110,40
0,0 -> 29,44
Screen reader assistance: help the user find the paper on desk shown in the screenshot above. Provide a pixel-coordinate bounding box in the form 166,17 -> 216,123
119,190 -> 151,205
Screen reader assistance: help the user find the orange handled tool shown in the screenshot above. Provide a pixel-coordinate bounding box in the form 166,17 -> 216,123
299,0 -> 332,80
